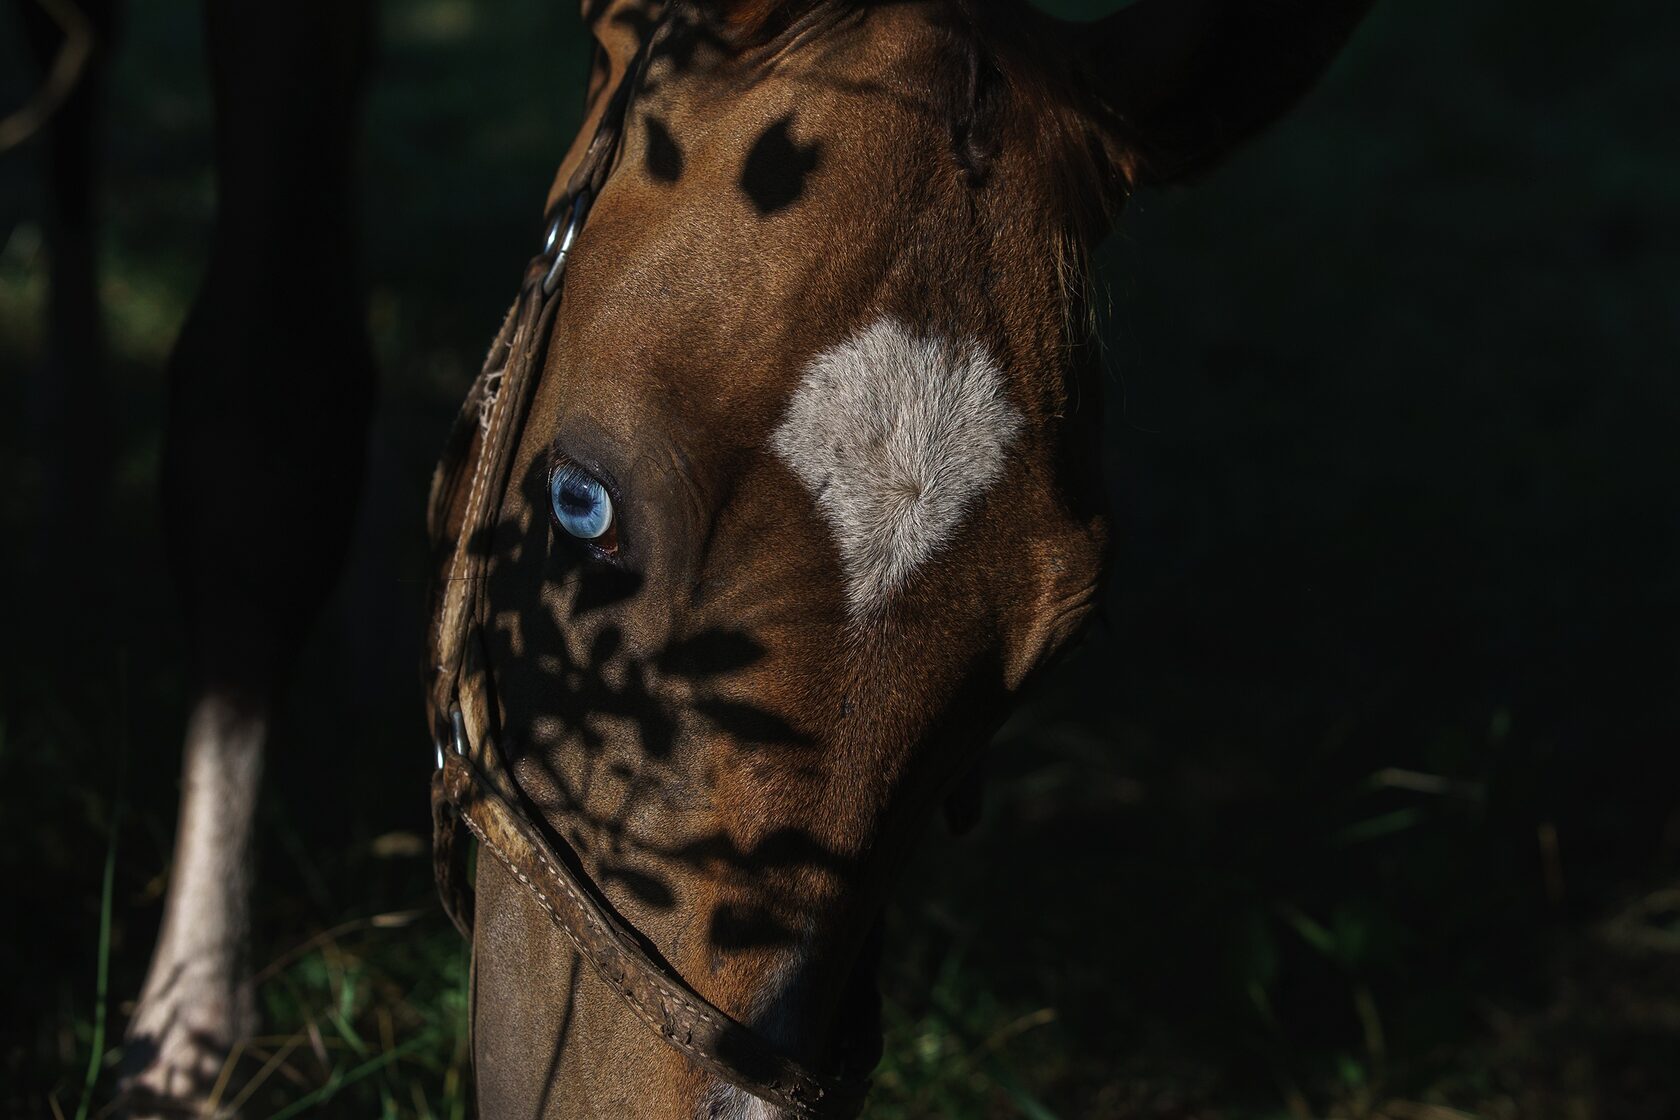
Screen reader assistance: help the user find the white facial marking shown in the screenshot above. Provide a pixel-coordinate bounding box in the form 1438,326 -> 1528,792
771,317 -> 1023,618
698,1084 -> 777,1120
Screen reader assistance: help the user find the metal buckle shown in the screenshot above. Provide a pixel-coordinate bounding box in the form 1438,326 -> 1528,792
542,187 -> 591,296
434,707 -> 469,769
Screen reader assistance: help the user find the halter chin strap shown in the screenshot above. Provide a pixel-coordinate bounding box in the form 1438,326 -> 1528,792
423,19 -> 868,1120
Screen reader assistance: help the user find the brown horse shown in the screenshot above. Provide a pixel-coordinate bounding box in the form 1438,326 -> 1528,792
421,1 -> 1369,1115
114,0 -> 1368,1114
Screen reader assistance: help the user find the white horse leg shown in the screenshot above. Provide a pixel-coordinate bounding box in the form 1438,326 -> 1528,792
121,692 -> 266,1110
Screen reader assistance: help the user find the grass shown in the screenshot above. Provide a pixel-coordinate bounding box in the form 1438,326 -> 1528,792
71,804 -> 117,1120
5,0 -> 1680,1116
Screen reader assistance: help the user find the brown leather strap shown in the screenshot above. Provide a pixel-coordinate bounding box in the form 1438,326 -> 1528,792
435,748 -> 867,1119
430,763 -> 475,940
423,14 -> 869,1116
425,19 -> 649,736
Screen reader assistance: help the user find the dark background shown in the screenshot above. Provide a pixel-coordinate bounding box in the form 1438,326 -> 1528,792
3,0 -> 1678,1116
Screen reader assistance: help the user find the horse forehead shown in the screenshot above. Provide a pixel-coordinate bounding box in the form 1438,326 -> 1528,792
621,9 -> 949,226
560,103 -> 960,424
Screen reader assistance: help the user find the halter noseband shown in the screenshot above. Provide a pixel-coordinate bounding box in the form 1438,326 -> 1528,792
423,19 -> 868,1120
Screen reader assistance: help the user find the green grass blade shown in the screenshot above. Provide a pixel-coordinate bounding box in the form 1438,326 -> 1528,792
988,1063 -> 1062,1120
74,813 -> 119,1120
261,1033 -> 434,1120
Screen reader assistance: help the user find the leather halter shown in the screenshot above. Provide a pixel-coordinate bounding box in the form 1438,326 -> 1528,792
423,20 -> 868,1120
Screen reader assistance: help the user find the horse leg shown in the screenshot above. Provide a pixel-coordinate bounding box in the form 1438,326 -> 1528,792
120,0 -> 374,1109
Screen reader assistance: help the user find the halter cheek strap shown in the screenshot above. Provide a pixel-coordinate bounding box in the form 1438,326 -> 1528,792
422,20 -> 868,1120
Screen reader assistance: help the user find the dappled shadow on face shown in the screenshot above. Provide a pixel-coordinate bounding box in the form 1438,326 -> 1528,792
643,113 -> 684,183
740,114 -> 822,216
461,457 -> 849,947
450,447 -> 888,1094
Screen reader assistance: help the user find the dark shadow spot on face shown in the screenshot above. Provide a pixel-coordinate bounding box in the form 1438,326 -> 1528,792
740,114 -> 821,216
590,625 -> 623,664
656,630 -> 765,678
570,561 -> 644,615
644,114 -> 683,183
710,902 -> 796,950
696,698 -> 810,747
603,863 -> 676,909
671,827 -> 853,876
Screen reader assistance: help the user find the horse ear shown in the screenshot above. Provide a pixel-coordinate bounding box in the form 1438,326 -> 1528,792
579,0 -> 664,103
553,0 -> 664,207
1070,0 -> 1372,189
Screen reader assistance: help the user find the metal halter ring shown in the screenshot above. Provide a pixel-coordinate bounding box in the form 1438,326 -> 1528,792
542,188 -> 591,296
433,707 -> 469,769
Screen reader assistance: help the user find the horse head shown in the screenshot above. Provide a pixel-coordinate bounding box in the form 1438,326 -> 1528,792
426,1 -> 1366,1114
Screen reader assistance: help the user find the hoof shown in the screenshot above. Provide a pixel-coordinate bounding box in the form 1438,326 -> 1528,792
115,971 -> 255,1119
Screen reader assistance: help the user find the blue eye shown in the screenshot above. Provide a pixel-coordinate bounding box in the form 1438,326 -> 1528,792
549,463 -> 616,546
